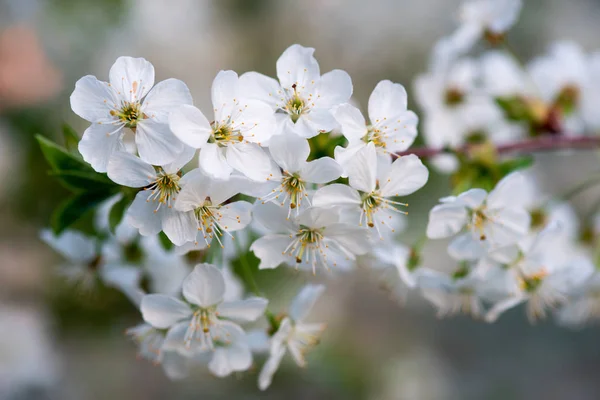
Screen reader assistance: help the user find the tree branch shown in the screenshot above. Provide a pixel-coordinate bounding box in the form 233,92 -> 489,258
394,136 -> 600,159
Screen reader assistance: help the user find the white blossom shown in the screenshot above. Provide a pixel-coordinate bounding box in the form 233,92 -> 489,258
239,44 -> 352,139
70,56 -> 192,171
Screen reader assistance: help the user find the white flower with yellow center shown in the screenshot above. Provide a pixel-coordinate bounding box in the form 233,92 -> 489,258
250,203 -> 370,274
426,172 -> 531,259
260,133 -> 342,215
107,147 -> 197,246
258,284 -> 326,390
169,70 -> 277,182
70,56 -> 193,171
239,44 -> 353,139
314,143 -> 428,238
140,264 -> 268,351
172,168 -> 253,253
333,80 -> 419,173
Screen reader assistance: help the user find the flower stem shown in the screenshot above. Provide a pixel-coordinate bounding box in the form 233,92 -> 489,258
394,136 -> 600,159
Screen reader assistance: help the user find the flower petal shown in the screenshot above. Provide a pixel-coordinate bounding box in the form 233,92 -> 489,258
250,235 -> 292,270
252,202 -> 297,233
142,78 -> 193,123
182,264 -> 226,307
276,44 -> 320,90
212,70 -> 239,124
161,209 -> 198,246
226,143 -> 274,182
127,190 -> 163,237
379,154 -> 429,197
169,104 -> 212,149
238,71 -> 281,110
107,151 -> 155,187
312,184 -> 361,208
345,142 -> 377,193
300,157 -> 342,184
140,294 -> 191,329
135,119 -> 184,166
314,69 -> 353,109
109,56 -> 155,102
217,201 -> 253,232
198,143 -> 233,180
289,284 -> 325,322
268,133 -> 310,173
332,103 -> 367,145
216,297 -> 268,322
78,123 -> 124,173
40,229 -> 96,264
70,76 -> 118,123
426,203 -> 468,239
368,80 -> 408,125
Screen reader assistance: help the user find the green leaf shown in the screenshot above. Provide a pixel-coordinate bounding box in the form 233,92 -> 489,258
499,156 -> 534,175
158,231 -> 174,251
51,191 -> 115,235
36,134 -> 94,173
63,124 -> 80,154
108,194 -> 130,234
49,170 -> 117,192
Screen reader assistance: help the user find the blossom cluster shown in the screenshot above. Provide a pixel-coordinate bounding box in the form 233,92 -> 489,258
39,0 -> 600,391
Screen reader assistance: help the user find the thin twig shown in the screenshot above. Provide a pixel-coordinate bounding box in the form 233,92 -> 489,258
394,135 -> 600,159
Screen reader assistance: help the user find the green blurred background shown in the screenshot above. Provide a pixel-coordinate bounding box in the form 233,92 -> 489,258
2,0 -> 600,399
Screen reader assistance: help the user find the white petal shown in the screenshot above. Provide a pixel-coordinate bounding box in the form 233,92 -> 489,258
40,229 -> 96,263
127,191 -> 163,237
107,151 -> 155,187
109,56 -> 155,102
487,172 -> 529,209
297,108 -> 338,137
379,154 -> 428,197
216,297 -> 268,321
161,209 -> 197,246
457,188 -> 488,208
212,70 -> 240,123
217,201 -> 253,232
182,263 -> 226,307
252,202 -> 298,233
70,76 -> 118,123
135,119 -> 184,166
332,103 -> 367,144
250,235 -> 292,270
312,184 -> 361,208
78,123 -> 124,173
268,133 -> 310,173
163,145 -> 196,174
378,110 -> 419,153
297,206 -> 340,229
289,284 -> 325,322
232,99 -> 276,144
300,157 -> 342,184
174,168 -> 211,212
225,344 -> 253,372
169,104 -> 212,149
426,203 -> 468,239
205,175 -> 249,205
448,233 -> 486,260
226,143 -> 274,182
238,71 -> 281,109
484,295 -> 526,323
313,69 -> 353,109
345,142 -> 377,193
199,143 -> 233,180
142,78 -> 193,122
258,346 -> 286,390
485,208 -> 531,246
162,351 -> 191,381
334,143 -> 364,178
324,223 -> 370,256
368,80 -> 408,125
140,294 -> 191,329
276,44 -> 320,90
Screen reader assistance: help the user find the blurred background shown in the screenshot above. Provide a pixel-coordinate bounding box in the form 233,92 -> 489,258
2,0 -> 600,399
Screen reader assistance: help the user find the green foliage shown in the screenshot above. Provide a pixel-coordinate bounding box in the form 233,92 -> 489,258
108,194 -> 130,234
158,231 -> 174,251
36,131 -> 122,234
308,132 -> 346,160
62,123 -> 80,154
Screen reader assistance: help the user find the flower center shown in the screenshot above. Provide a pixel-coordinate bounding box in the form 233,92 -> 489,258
111,101 -> 145,129
146,169 -> 181,210
184,307 -> 220,350
362,126 -> 387,149
284,225 -> 327,274
360,192 -> 382,227
444,87 -> 464,107
283,84 -> 310,123
209,123 -> 244,147
519,268 -> 548,292
470,208 -> 488,240
281,173 -> 306,209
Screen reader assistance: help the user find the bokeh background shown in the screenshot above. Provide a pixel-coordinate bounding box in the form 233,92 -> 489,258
2,0 -> 600,399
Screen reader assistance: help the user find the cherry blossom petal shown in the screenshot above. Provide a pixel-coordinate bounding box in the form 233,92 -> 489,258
182,264 -> 226,307
140,294 -> 192,329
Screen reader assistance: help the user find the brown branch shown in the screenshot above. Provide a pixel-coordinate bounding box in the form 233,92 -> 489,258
394,136 -> 600,159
